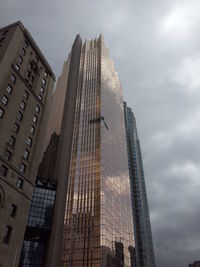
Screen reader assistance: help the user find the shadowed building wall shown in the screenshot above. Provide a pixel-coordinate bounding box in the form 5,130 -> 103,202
124,102 -> 156,267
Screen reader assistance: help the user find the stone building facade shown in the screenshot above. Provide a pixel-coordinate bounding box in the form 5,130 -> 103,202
0,21 -> 55,266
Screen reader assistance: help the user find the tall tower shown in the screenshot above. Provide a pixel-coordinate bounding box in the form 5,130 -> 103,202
0,21 -> 55,266
42,34 -> 135,267
124,102 -> 156,267
60,35 -> 135,266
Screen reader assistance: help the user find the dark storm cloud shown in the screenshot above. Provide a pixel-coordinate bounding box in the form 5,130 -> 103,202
1,0 -> 200,266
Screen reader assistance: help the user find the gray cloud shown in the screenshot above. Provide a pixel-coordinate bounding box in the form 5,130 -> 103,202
1,0 -> 200,266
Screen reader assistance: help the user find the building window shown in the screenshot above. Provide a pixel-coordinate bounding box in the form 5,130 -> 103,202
0,165 -> 8,177
3,149 -> 11,161
20,101 -> 26,110
3,30 -> 9,36
44,71 -> 48,78
30,125 -> 35,135
24,40 -> 29,48
17,178 -> 23,188
26,137 -> 32,147
0,107 -> 4,118
17,111 -> 23,121
8,136 -> 15,147
24,90 -> 29,99
13,123 -> 19,133
18,56 -> 23,64
15,64 -> 20,71
23,149 -> 29,160
35,105 -> 40,113
10,74 -> 16,84
0,37 -> 5,43
19,163 -> 26,173
40,86 -> 44,93
21,47 -> 26,56
9,204 -> 17,217
0,186 -> 5,208
3,225 -> 12,244
33,115 -> 38,124
42,78 -> 46,85
38,95 -> 42,101
25,61 -> 38,87
6,84 -> 12,94
1,95 -> 8,105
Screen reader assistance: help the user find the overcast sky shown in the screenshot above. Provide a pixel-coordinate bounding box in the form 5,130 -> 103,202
1,0 -> 200,266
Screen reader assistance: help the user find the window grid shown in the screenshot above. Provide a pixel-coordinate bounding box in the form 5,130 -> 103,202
27,187 -> 56,229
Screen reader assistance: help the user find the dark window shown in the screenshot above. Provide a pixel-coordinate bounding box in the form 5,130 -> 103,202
0,107 -> 4,118
18,56 -> 23,64
13,123 -> 19,133
30,125 -> 35,135
8,136 -> 15,147
0,37 -> 5,42
6,84 -> 12,94
1,95 -> 8,105
23,149 -> 29,160
21,47 -> 26,56
3,225 -> 12,244
10,74 -> 16,84
17,178 -> 23,188
17,111 -> 23,121
25,61 -> 38,86
33,115 -> 38,123
19,163 -> 26,173
0,165 -> 8,177
9,204 -> 17,217
26,137 -> 32,146
24,40 -> 29,48
0,186 -> 5,208
24,91 -> 29,99
35,56 -> 39,63
3,149 -> 11,161
3,30 -> 9,36
20,101 -> 26,110
35,105 -> 40,113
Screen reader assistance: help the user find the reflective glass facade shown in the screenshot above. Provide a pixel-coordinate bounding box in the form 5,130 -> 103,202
124,102 -> 156,267
19,178 -> 56,267
62,36 -> 135,267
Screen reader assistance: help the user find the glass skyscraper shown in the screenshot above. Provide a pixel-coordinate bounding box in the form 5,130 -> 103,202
124,102 -> 156,267
61,35 -> 135,266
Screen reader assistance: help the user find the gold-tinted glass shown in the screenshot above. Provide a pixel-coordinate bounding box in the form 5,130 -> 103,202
62,37 -> 134,267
